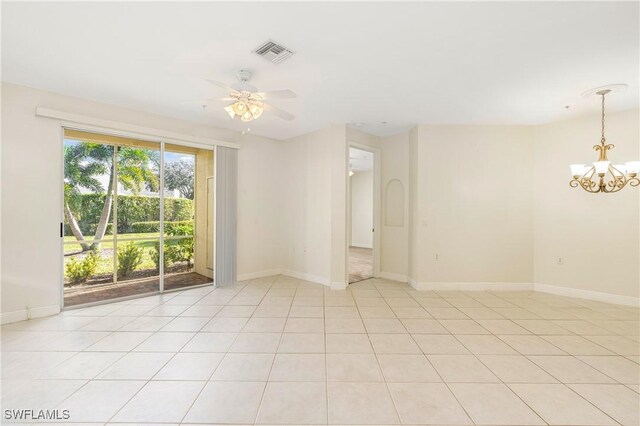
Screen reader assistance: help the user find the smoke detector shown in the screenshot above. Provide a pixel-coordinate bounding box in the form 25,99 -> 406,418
252,39 -> 294,64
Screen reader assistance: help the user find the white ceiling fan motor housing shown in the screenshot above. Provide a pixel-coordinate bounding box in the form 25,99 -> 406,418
232,70 -> 258,93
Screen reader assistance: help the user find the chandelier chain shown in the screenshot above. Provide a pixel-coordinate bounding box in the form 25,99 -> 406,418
601,93 -> 606,144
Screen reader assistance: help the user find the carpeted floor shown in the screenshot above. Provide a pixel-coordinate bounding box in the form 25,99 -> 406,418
349,246 -> 373,283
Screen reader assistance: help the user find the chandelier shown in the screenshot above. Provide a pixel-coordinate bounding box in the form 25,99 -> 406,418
223,91 -> 264,123
570,88 -> 639,193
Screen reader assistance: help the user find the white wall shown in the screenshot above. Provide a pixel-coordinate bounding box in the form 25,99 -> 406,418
408,126 -> 427,284
533,109 -> 639,302
347,127 -> 382,151
236,135 -> 286,280
280,127 -> 334,285
329,124 -> 349,288
1,83 -> 283,321
280,124 -> 348,288
350,170 -> 373,248
381,133 -> 410,281
410,124 -> 534,287
3,81 -> 637,321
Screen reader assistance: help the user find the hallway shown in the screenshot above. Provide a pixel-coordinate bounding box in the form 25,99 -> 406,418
348,246 -> 373,283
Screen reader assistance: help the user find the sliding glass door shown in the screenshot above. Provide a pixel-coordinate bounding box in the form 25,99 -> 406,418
62,130 -> 214,307
162,144 -> 214,291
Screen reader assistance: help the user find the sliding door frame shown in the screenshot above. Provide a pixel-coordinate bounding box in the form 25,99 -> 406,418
60,123 -> 217,310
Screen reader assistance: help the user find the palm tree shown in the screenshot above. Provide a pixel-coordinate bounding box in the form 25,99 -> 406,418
64,143 -> 107,251
64,141 -> 159,251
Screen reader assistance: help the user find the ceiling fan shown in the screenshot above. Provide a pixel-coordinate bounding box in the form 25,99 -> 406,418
191,70 -> 295,122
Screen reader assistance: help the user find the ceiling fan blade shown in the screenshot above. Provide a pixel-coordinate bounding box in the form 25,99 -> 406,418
206,79 -> 236,93
255,89 -> 296,99
263,102 -> 295,121
181,98 -> 217,105
181,97 -> 235,105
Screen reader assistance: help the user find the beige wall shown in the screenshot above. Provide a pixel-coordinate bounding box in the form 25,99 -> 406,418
1,83 -> 283,320
236,134 -> 286,280
280,127 -> 334,284
381,133 -> 410,280
2,82 -> 638,322
347,127 -> 383,151
533,109 -> 640,300
280,124 -> 349,287
417,124 -> 534,285
329,124 -> 349,288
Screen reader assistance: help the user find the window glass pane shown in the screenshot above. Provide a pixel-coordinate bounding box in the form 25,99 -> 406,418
163,144 -> 213,290
113,141 -> 161,291
63,137 -> 115,250
116,238 -> 161,286
63,241 -> 114,307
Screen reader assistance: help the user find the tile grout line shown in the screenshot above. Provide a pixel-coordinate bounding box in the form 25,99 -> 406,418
101,285 -> 217,424
2,276 -> 638,425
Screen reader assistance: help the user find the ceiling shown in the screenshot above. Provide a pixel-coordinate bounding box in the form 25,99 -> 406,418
2,2 -> 638,140
349,148 -> 374,172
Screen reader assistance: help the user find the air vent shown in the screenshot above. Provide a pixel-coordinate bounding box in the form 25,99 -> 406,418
252,40 -> 294,64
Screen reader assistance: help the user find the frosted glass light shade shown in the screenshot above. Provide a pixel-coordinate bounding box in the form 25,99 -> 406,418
593,160 -> 610,175
223,105 -> 235,118
249,103 -> 263,119
240,110 -> 253,122
232,101 -> 247,115
625,161 -> 640,175
570,164 -> 587,177
612,164 -> 627,176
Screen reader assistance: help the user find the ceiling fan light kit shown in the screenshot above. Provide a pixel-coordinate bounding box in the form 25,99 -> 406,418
206,69 -> 295,123
569,84 -> 639,193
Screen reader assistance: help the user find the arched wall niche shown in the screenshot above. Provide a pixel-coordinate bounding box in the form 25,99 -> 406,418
385,179 -> 404,227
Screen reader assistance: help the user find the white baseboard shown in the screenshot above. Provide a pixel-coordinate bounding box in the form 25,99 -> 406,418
1,304 -> 61,325
408,277 -> 418,290
281,270 -> 330,287
237,269 -> 283,282
379,272 -> 408,283
331,281 -> 347,290
350,243 -> 373,249
534,283 -> 640,307
237,269 -> 341,289
410,281 -> 534,291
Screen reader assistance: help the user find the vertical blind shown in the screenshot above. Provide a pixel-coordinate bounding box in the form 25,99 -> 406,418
215,146 -> 238,285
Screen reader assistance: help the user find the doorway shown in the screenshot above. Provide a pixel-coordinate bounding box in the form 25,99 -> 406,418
62,129 -> 215,307
348,147 -> 375,283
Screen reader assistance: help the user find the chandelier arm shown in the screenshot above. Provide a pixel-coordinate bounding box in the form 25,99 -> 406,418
579,177 -> 599,193
604,180 -> 624,193
582,167 -> 598,191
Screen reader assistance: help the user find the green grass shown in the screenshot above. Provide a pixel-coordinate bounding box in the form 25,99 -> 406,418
64,232 -> 192,279
64,232 -> 161,250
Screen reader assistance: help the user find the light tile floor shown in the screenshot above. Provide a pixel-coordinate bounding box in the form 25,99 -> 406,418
1,275 -> 639,425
